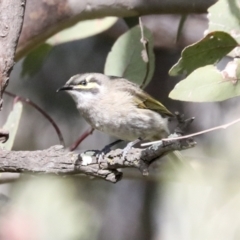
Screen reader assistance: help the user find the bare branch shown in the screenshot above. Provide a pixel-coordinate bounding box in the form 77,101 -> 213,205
16,0 -> 216,60
0,0 -> 26,108
0,112 -> 195,183
4,91 -> 65,147
69,127 -> 94,151
0,136 -> 195,183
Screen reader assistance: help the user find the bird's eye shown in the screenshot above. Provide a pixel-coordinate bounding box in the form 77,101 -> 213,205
79,80 -> 87,86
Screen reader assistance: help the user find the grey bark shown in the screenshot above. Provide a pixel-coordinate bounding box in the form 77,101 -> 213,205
0,135 -> 195,183
0,0 -> 26,107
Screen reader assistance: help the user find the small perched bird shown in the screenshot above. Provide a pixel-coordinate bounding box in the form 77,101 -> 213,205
58,73 -> 178,158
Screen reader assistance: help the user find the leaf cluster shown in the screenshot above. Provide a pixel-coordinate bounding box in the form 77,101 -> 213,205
169,0 -> 240,102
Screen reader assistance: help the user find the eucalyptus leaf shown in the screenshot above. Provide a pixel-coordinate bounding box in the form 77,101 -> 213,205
21,43 -> 52,78
169,31 -> 238,76
47,17 -> 118,45
0,102 -> 23,150
169,62 -> 240,102
208,0 -> 240,57
104,25 -> 155,88
208,0 -> 240,44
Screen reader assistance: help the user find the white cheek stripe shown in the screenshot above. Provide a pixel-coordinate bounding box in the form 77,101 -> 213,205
86,75 -> 93,82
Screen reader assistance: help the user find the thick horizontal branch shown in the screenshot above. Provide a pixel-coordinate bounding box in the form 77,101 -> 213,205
0,136 -> 195,183
16,0 -> 216,60
0,114 -> 195,183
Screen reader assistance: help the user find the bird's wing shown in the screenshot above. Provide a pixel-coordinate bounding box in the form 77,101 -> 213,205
110,77 -> 174,117
134,91 -> 174,117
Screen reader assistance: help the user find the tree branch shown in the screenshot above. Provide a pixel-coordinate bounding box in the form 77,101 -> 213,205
16,0 -> 216,60
0,114 -> 195,183
0,0 -> 26,107
0,117 -> 196,183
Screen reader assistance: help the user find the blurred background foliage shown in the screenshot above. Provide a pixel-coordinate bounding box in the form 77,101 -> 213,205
1,0 -> 240,239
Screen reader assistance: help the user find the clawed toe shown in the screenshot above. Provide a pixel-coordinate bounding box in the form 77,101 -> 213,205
121,138 -> 141,159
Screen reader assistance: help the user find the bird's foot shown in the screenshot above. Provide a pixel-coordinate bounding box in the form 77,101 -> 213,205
97,139 -> 123,164
121,138 -> 141,159
96,151 -> 105,165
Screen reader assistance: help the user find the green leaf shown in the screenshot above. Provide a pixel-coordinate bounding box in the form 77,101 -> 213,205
169,31 -> 238,76
0,102 -> 23,150
104,25 -> 155,87
169,61 -> 240,102
47,17 -> 118,45
208,0 -> 240,44
21,43 -> 52,78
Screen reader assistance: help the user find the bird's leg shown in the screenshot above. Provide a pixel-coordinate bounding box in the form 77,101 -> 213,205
101,139 -> 123,154
97,138 -> 141,163
97,139 -> 123,164
122,138 -> 142,159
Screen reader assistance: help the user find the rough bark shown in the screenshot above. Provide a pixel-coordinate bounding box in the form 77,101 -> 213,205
0,134 -> 195,183
0,0 -> 26,107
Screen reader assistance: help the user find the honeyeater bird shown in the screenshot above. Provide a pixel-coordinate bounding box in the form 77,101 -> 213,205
58,73 -> 179,158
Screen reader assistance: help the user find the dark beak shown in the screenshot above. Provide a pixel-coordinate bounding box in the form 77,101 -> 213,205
56,86 -> 73,92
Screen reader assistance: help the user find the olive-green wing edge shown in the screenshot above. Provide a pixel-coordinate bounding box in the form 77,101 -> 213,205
135,92 -> 174,117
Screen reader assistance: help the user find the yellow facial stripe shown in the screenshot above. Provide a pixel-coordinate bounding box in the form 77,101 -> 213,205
74,82 -> 99,89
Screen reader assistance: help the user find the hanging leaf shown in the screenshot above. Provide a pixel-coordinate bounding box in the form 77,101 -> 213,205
169,31 -> 238,76
169,60 -> 240,102
104,25 -> 155,88
0,102 -> 23,150
208,0 -> 240,43
47,17 -> 118,45
207,0 -> 240,57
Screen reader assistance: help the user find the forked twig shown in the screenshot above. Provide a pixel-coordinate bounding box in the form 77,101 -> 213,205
4,91 -> 65,146
69,127 -> 94,151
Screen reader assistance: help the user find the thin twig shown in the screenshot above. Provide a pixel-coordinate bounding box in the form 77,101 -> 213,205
175,14 -> 188,43
139,17 -> 150,89
142,117 -> 240,147
4,91 -> 65,147
69,127 -> 94,151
